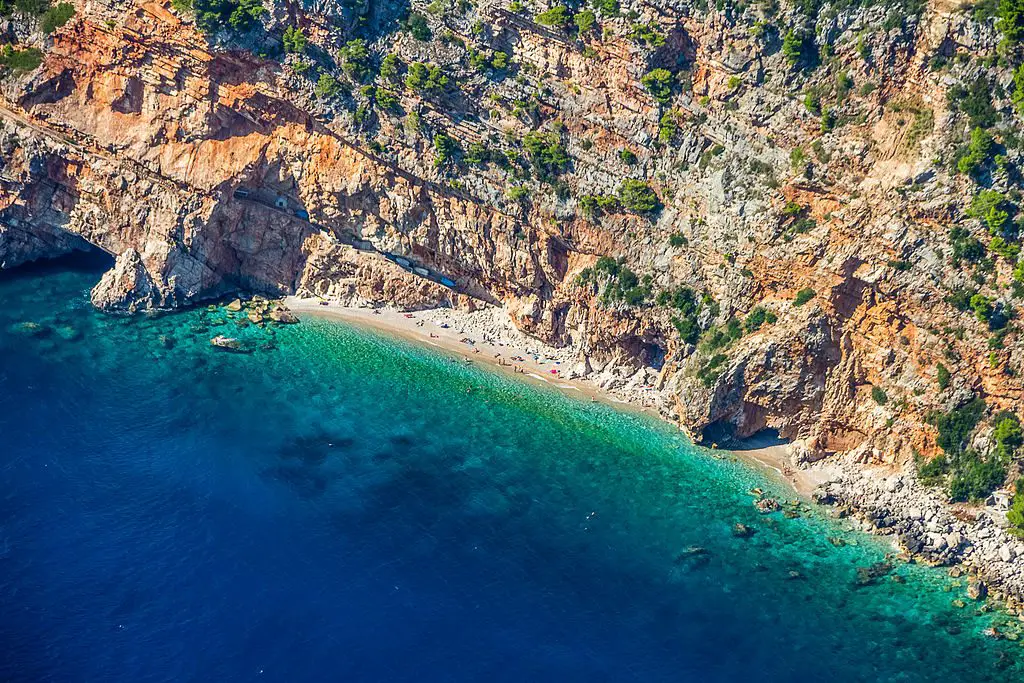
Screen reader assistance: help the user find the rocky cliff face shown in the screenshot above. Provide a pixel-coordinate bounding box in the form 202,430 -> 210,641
2,0 -> 1023,477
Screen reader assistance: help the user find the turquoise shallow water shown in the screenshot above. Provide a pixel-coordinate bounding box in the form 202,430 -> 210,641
1,253 -> 1023,682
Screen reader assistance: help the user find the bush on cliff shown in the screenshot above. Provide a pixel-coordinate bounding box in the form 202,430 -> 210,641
433,133 -> 460,169
0,44 -> 43,73
339,39 -> 373,83
641,68 -> 674,104
535,5 -> 572,29
915,452 -> 950,487
617,180 -> 660,213
40,1 -> 73,33
1007,479 -> 1024,535
948,449 -> 1005,502
1,0 -> 49,17
405,62 -> 450,93
200,0 -> 265,33
523,131 -> 569,180
931,397 -> 986,455
313,72 -> 342,99
956,127 -> 995,178
743,306 -> 778,333
993,412 -> 1023,459
406,12 -> 431,41
793,287 -> 815,306
282,25 -> 306,54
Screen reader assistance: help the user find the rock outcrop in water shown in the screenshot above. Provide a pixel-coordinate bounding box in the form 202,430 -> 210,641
3,0 -> 1024,562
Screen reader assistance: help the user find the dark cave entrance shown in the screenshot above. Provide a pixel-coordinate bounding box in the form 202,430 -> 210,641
0,245 -> 114,285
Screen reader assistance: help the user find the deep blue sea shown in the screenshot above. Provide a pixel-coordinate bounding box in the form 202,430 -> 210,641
1,253 -> 1023,682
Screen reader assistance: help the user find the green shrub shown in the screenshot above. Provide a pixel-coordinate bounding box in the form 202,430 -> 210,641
7,0 -> 50,16
523,131 -> 569,180
744,306 -> 778,332
0,44 -> 43,72
932,397 -> 986,455
282,25 -> 306,54
407,12 -> 431,40
641,68 -> 674,104
191,0 -> 265,33
574,9 -> 596,32
948,76 -> 997,129
916,452 -> 950,487
793,287 -> 815,306
405,62 -> 450,92
313,72 -> 342,99
997,0 -> 1024,52
803,89 -> 821,115
701,318 -> 744,352
339,39 -> 373,82
871,386 -> 888,405
579,194 -> 619,218
697,353 -> 729,387
993,414 -> 1023,459
970,293 -> 994,323
937,363 -> 950,389
967,189 -> 1013,236
956,127 -> 995,177
946,286 -> 975,311
949,227 -> 987,266
660,287 -> 707,344
1008,479 -> 1024,533
491,51 -> 510,70
658,109 -> 680,143
990,236 -> 1020,261
627,22 -> 665,47
535,5 -> 572,27
618,148 -> 637,164
782,29 -> 814,68
40,1 -> 74,33
379,54 -> 402,82
1013,63 -> 1024,116
433,133 -> 459,168
617,179 -> 660,213
668,232 -> 687,247
592,259 -> 652,307
948,449 -> 1005,502
508,185 -> 529,201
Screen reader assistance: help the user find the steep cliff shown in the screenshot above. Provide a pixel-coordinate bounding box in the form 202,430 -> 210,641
2,0 -> 1024,493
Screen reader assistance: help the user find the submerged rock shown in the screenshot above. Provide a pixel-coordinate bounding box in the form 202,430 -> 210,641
210,335 -> 244,351
9,321 -> 50,337
673,546 -> 710,570
54,325 -> 81,342
732,523 -> 756,538
855,562 -> 894,587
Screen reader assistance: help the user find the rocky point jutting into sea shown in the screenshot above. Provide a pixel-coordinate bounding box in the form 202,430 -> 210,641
4,0 -> 1024,614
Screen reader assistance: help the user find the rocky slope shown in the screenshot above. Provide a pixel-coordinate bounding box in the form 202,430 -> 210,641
4,0 -> 1024,561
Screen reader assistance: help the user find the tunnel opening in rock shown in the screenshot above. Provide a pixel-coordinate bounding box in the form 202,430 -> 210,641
0,245 -> 113,284
700,420 -> 736,446
729,428 -> 788,451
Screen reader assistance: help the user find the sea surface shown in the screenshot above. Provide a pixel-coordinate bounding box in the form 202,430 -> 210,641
1,253 -> 1023,682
